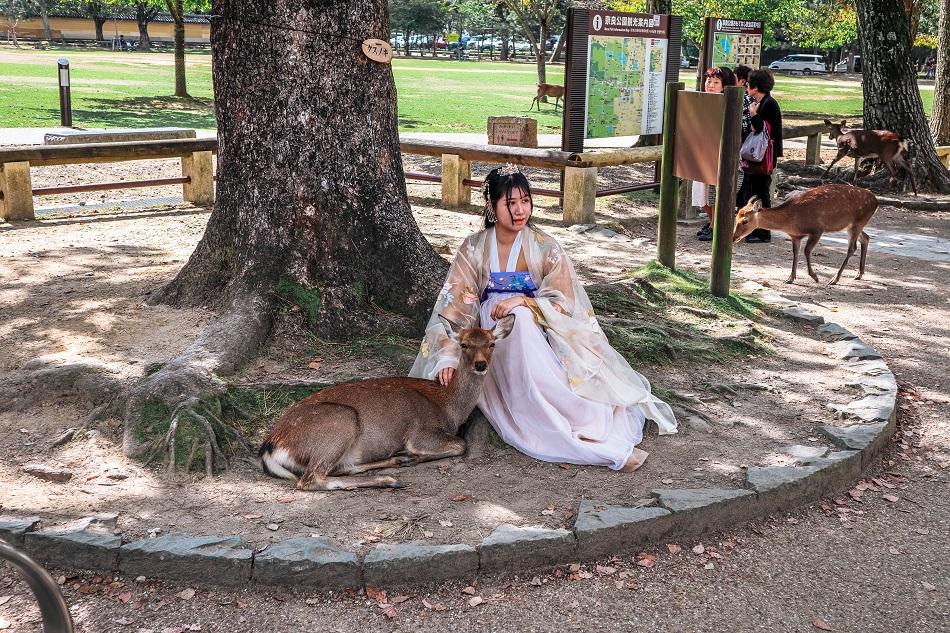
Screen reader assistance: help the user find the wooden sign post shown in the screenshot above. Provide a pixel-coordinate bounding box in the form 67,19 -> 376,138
659,84 -> 743,297
656,81 -> 684,269
709,86 -> 744,298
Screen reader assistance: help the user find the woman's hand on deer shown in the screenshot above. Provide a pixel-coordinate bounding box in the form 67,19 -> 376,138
437,367 -> 455,386
490,295 -> 525,321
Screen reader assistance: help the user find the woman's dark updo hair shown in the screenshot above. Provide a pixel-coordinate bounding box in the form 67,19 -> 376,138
483,167 -> 533,229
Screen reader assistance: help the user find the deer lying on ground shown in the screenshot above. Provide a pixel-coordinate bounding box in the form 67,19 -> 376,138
258,315 -> 515,491
733,184 -> 878,285
822,119 -> 917,196
531,83 -> 565,111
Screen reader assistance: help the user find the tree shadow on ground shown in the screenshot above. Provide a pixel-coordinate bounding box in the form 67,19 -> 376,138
35,95 -> 216,129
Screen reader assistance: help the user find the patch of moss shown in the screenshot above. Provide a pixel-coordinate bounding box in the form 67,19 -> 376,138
276,278 -> 322,327
222,384 -> 325,431
132,399 -> 211,469
589,261 -> 770,367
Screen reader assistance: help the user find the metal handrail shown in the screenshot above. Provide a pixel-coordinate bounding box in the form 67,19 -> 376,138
0,541 -> 74,633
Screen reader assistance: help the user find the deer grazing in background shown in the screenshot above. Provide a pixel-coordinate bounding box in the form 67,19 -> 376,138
733,184 -> 878,285
822,119 -> 918,196
258,315 -> 515,491
531,83 -> 565,111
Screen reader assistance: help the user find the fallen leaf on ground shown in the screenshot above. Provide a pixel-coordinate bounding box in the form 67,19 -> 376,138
276,496 -> 294,503
811,615 -> 833,630
922,582 -> 936,591
574,570 -> 594,579
468,596 -> 484,607
558,463 -> 572,469
635,554 -> 656,569
366,587 -> 387,605
692,544 -> 706,555
461,586 -> 477,595
596,565 -> 616,575
422,599 -> 447,611
451,495 -> 468,502
78,585 -> 98,594
116,592 -> 132,604
667,544 -> 682,554
382,606 -> 399,619
390,595 -> 412,604
308,361 -> 321,370
569,563 -> 581,573
177,589 -> 196,601
882,494 -> 899,503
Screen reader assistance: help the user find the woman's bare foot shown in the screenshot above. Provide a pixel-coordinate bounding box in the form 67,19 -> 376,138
620,447 -> 649,472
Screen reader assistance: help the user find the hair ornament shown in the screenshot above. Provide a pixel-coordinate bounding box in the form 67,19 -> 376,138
499,163 -> 521,176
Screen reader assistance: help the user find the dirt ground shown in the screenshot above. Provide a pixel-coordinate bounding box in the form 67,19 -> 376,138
1,151 -> 945,553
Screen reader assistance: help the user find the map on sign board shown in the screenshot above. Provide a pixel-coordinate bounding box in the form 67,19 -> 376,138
705,18 -> 763,70
584,12 -> 671,139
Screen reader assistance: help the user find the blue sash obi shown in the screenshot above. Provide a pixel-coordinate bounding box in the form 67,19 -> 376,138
481,271 -> 537,302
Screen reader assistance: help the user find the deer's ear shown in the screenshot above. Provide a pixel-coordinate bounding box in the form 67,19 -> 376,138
491,314 -> 516,341
751,199 -> 763,213
439,314 -> 463,340
823,119 -> 832,126
840,120 -> 847,127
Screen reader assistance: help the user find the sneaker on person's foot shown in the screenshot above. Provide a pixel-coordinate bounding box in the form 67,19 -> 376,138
744,229 -> 772,243
696,223 -> 713,241
695,222 -> 711,237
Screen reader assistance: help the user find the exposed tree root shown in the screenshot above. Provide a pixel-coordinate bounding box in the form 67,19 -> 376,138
124,293 -> 274,474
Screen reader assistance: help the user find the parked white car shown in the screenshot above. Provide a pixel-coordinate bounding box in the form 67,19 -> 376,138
769,54 -> 827,75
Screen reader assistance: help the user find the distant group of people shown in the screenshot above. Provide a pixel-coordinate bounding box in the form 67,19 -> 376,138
693,64 -> 782,244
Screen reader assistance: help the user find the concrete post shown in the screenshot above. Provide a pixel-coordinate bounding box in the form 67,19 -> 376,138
0,161 -> 35,221
805,132 -> 821,165
182,151 -> 214,206
441,154 -> 471,208
562,166 -> 597,225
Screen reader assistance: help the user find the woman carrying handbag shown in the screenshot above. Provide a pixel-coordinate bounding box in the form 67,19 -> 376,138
736,69 -> 783,243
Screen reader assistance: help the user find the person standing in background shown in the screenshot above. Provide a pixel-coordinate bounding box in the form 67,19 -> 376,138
736,69 -> 783,243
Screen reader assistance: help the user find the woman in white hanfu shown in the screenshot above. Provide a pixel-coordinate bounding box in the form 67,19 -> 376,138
409,166 -> 677,471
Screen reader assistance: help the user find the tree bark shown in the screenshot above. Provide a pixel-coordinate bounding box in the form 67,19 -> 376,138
154,0 -> 446,338
548,24 -> 565,63
931,0 -> 950,144
165,0 -> 189,97
135,4 -> 154,51
38,1 -> 51,41
536,20 -> 548,85
94,17 -> 106,42
856,0 -> 950,192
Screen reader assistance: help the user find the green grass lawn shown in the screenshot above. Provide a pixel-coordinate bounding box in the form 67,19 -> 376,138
0,45 -> 934,131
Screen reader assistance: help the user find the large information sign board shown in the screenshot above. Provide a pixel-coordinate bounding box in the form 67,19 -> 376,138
562,8 -> 681,152
702,17 -> 763,73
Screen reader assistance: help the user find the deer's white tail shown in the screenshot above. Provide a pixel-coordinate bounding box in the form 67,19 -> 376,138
259,441 -> 302,481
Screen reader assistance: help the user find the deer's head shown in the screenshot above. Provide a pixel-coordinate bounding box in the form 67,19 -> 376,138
439,314 -> 515,375
733,197 -> 764,242
824,119 -> 847,140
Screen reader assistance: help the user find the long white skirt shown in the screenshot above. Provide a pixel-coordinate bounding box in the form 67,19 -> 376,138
478,294 -> 645,470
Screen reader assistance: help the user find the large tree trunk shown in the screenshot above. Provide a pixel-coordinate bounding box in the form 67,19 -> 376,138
155,0 -> 444,337
165,0 -> 189,97
137,19 -> 151,50
94,17 -> 106,42
857,0 -> 950,192
125,0 -> 446,471
931,0 -> 950,144
38,2 -> 51,40
548,24 -> 565,63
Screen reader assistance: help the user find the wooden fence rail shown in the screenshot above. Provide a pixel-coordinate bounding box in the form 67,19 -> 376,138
1,123 -> 833,224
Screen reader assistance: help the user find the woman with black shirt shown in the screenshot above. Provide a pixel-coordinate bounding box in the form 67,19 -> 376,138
737,69 -> 783,243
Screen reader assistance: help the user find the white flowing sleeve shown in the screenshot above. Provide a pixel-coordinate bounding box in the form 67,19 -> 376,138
408,235 -> 483,380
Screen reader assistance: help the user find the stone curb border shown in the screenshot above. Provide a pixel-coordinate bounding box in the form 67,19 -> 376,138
0,282 -> 898,590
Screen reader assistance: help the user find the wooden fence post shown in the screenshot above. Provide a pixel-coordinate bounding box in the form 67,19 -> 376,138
805,132 -> 821,165
709,86 -> 744,298
0,161 -> 35,221
181,151 -> 214,206
441,153 -> 471,208
562,166 -> 597,225
657,81 -> 684,268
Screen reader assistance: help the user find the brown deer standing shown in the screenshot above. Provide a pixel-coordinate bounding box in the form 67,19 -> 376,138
733,184 -> 878,285
531,83 -> 564,111
258,315 -> 515,491
822,119 -> 918,196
